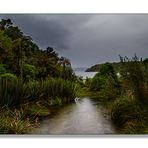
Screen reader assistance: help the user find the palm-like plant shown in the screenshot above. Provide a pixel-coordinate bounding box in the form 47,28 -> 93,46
12,38 -> 23,80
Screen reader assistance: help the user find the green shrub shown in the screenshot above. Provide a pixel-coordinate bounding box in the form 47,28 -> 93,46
89,63 -> 119,94
0,109 -> 33,134
23,77 -> 76,105
51,96 -> 63,106
42,78 -> 76,104
100,76 -> 120,100
26,103 -> 51,117
0,64 -> 7,75
22,63 -> 38,81
111,96 -> 148,133
89,73 -> 106,91
23,80 -> 42,101
0,74 -> 22,106
119,55 -> 148,103
0,73 -> 17,81
100,62 -> 115,77
85,77 -> 91,87
0,74 -> 76,107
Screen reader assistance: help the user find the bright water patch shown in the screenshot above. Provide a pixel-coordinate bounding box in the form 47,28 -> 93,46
35,97 -> 116,135
74,71 -> 97,79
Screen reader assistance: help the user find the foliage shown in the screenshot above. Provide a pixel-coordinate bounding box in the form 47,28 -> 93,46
0,75 -> 22,106
23,80 -> 42,101
100,62 -> 115,76
0,30 -> 12,50
0,76 -> 76,107
86,62 -> 122,72
99,75 -> 120,100
0,64 -> 7,75
0,108 -> 33,134
22,63 -> 38,80
26,103 -> 51,117
0,19 -> 75,81
0,73 -> 17,81
119,55 -> 148,103
89,63 -> 120,97
98,55 -> 148,134
111,96 -> 148,134
89,73 -> 106,91
42,78 -> 76,104
0,18 -> 78,134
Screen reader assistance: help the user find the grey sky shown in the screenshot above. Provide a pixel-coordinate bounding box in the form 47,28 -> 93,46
0,14 -> 148,68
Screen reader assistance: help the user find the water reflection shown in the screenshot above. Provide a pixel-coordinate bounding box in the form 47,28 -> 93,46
35,98 -> 116,135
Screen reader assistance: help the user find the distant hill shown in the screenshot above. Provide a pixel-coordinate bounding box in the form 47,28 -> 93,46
85,62 -> 121,72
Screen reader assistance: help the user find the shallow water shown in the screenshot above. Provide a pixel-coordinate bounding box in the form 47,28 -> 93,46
35,97 -> 116,135
74,71 -> 97,79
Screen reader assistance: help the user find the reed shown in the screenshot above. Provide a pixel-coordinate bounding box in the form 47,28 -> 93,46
111,96 -> 148,134
0,76 -> 76,107
23,80 -> 42,101
42,78 -> 76,104
0,75 -> 23,106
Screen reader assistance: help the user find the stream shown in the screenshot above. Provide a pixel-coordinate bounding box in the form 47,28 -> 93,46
34,97 -> 116,135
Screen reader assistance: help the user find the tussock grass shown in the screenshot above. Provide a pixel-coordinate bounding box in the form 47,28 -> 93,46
0,76 -> 76,134
23,80 -> 42,101
41,78 -> 76,104
0,77 -> 23,106
0,108 -> 34,134
111,96 -> 148,134
0,77 -> 76,107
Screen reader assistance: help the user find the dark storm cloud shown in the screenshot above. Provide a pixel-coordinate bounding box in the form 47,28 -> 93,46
0,14 -> 74,50
0,14 -> 148,67
64,14 -> 148,67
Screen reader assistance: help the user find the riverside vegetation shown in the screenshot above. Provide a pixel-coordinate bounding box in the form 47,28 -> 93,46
80,55 -> 148,134
1,18 -> 148,134
0,19 -> 76,134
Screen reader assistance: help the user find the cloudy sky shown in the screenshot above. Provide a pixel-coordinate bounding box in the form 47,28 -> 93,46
0,14 -> 148,68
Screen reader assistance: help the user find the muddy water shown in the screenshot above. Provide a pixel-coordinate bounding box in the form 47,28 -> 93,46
35,97 -> 116,135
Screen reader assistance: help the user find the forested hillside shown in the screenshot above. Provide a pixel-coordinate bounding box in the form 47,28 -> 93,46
0,19 -> 77,134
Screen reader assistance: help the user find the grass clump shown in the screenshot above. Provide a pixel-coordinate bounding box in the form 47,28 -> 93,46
0,76 -> 76,134
25,103 -> 51,117
0,75 -> 23,107
111,97 -> 147,134
0,108 -> 34,134
42,78 -> 76,104
23,80 -> 42,101
85,55 -> 148,134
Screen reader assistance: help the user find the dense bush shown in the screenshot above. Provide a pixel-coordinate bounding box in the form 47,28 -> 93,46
109,55 -> 148,133
119,55 -> 148,103
42,78 -> 76,105
111,96 -> 148,134
100,62 -> 116,77
0,109 -> 33,134
23,80 -> 42,101
0,74 -> 22,106
89,63 -> 120,98
22,64 -> 38,81
89,73 -> 106,91
0,76 -> 76,107
0,64 -> 7,75
0,73 -> 17,81
99,75 -> 120,100
0,19 -> 78,134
